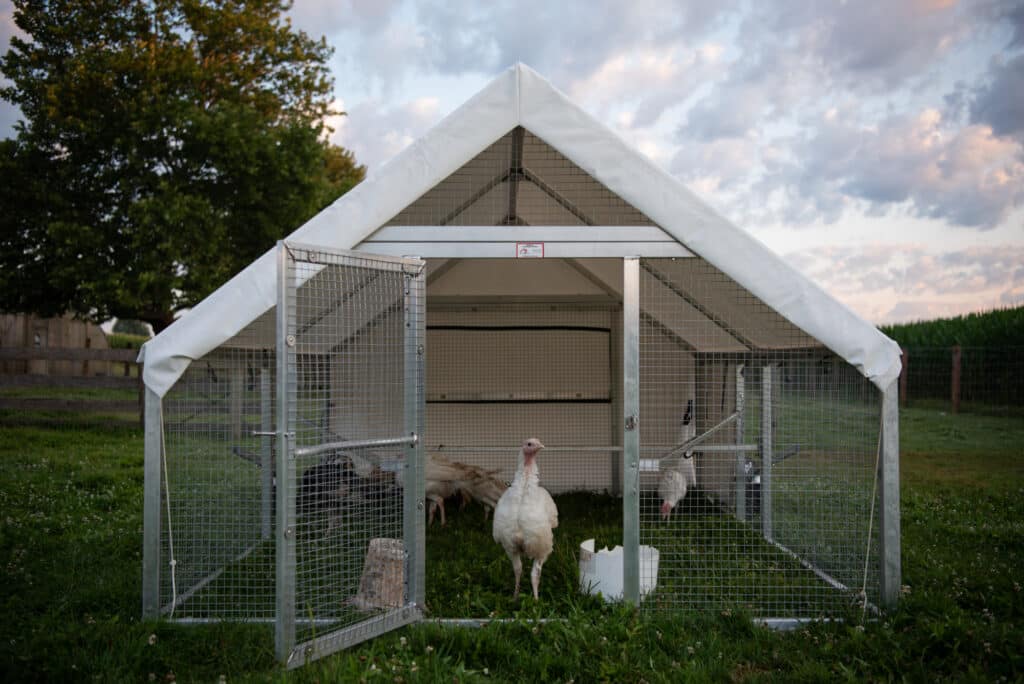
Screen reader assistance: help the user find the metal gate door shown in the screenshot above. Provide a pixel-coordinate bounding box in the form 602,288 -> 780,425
276,242 -> 425,667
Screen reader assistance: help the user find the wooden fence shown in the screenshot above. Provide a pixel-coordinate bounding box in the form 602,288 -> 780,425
0,347 -> 143,426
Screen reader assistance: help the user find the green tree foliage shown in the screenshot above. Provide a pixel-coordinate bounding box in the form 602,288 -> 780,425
0,0 -> 365,332
112,317 -> 151,337
880,304 -> 1024,347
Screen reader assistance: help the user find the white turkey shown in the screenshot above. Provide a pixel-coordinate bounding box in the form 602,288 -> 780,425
492,438 -> 559,600
659,399 -> 698,520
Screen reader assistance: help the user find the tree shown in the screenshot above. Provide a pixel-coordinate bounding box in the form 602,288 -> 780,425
0,0 -> 364,333
113,318 -> 152,337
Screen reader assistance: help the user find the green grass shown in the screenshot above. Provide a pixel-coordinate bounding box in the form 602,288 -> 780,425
1,407 -> 1023,682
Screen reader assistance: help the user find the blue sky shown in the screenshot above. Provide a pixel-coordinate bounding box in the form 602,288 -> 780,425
3,0 -> 1022,324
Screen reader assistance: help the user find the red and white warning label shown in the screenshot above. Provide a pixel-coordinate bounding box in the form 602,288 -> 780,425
516,242 -> 544,258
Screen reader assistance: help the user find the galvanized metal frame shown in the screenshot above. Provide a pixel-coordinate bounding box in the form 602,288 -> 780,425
275,241 -> 297,662
734,364 -> 746,520
275,241 -> 426,668
142,386 -> 162,619
760,364 -> 774,542
879,379 -> 901,607
404,265 -> 427,611
358,226 -> 692,259
622,257 -> 640,605
260,368 -> 273,540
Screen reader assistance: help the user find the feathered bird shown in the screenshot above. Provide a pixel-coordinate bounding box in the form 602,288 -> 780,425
297,459 -> 350,521
659,399 -> 698,520
492,438 -> 559,600
450,460 -> 508,520
395,453 -> 500,525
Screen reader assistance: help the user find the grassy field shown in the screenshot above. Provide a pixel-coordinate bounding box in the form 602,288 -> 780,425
1,406 -> 1022,682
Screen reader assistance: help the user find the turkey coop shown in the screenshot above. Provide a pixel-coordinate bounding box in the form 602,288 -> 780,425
141,67 -> 900,669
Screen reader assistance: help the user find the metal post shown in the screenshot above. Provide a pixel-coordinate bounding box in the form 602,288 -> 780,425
142,386 -> 162,619
879,379 -> 902,607
622,257 -> 640,605
609,310 -> 622,496
734,364 -> 746,520
760,364 -> 773,541
260,367 -> 273,540
275,242 -> 296,662
403,267 -> 426,610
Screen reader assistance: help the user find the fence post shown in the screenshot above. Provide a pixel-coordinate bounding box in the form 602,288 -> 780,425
899,347 -> 908,407
951,345 -> 962,414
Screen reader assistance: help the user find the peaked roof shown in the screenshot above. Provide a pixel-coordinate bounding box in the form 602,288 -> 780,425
140,63 -> 901,397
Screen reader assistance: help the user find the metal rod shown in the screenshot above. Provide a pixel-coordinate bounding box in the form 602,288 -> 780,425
660,410 -> 740,459
761,364 -> 774,542
405,266 -> 427,610
640,261 -> 754,350
501,126 -> 524,224
734,364 -> 746,521
142,387 -> 162,619
275,240 -> 296,663
170,617 -> 332,626
879,379 -> 902,608
427,445 -> 623,453
431,618 -> 567,628
286,606 -> 422,670
622,257 -> 640,605
260,368 -> 273,540
294,435 -> 419,459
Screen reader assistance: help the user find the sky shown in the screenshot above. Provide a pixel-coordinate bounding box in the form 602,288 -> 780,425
2,0 -> 1023,325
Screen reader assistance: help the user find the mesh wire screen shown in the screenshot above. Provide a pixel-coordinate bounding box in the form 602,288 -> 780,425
285,246 -> 422,647
638,257 -> 883,617
158,246 -> 424,648
424,302 -> 620,494
161,322 -> 277,620
386,127 -> 657,227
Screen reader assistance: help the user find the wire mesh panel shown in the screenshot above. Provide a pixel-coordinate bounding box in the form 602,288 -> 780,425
385,127 -> 658,228
638,257 -> 883,619
159,314 -> 278,621
423,302 -> 620,494
151,244 -> 424,667
280,244 -> 425,666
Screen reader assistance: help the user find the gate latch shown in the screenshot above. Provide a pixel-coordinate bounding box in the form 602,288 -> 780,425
625,414 -> 638,431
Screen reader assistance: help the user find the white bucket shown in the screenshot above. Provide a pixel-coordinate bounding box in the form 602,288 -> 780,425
578,539 -> 659,602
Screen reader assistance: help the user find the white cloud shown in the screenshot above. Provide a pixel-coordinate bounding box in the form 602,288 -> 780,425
787,243 -> 1024,323
328,97 -> 442,172
970,53 -> 1024,139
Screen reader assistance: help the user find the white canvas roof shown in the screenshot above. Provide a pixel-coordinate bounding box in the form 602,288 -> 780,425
140,63 -> 901,397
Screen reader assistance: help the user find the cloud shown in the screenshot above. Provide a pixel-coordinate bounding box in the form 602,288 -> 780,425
569,45 -> 726,129
761,107 -> 1024,228
970,53 -> 1024,139
287,0 -> 400,39
306,1 -> 740,101
327,96 -> 442,172
680,0 -> 973,145
786,243 -> 1024,323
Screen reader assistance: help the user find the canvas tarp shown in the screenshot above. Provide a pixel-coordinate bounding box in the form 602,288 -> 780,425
139,63 -> 900,397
